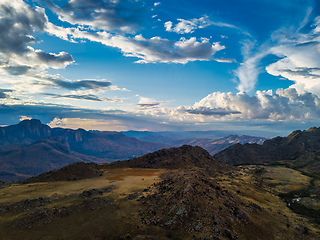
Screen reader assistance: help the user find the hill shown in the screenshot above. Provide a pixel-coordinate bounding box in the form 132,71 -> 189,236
23,162 -> 102,183
103,145 -> 221,170
214,126 -> 320,176
0,145 -> 318,239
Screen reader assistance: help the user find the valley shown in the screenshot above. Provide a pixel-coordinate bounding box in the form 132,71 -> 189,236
0,121 -> 320,239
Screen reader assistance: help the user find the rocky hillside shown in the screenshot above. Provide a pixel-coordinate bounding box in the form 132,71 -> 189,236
0,144 -> 317,239
103,145 -> 227,171
215,126 -> 320,175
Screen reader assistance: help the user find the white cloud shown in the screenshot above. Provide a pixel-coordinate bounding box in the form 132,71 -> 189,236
165,15 -> 245,35
184,88 -> 320,121
234,12 -> 320,95
48,118 -> 127,131
136,96 -> 170,108
46,23 -> 226,64
164,16 -> 212,34
47,0 -> 144,34
234,40 -> 271,93
265,23 -> 320,95
0,1 -> 74,73
154,2 -> 161,7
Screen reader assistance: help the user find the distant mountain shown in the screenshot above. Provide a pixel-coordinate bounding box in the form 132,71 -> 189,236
122,130 -> 267,155
0,120 -> 168,182
121,130 -> 234,143
0,137 -> 102,182
0,119 -> 168,160
214,127 -> 320,176
171,135 -> 267,155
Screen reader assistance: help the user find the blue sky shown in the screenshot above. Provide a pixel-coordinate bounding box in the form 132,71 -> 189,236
0,0 -> 320,136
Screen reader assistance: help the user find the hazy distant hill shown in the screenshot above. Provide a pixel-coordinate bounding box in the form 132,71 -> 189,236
215,126 -> 320,176
121,130 -> 234,143
122,130 -> 267,155
171,135 -> 267,155
0,137 -> 103,182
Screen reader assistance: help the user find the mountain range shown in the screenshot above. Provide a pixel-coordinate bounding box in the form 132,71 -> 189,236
0,119 -> 167,181
0,119 -> 266,182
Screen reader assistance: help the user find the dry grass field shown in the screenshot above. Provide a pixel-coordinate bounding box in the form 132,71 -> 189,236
0,166 -> 319,239
0,168 -> 168,240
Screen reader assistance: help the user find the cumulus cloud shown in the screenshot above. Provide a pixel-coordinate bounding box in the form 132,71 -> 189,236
0,0 -> 74,87
185,88 -> 320,121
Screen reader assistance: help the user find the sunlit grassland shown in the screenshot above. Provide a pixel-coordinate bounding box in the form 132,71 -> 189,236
0,168 -> 168,240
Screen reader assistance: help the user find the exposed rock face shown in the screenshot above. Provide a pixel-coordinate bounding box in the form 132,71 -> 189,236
214,126 -> 320,175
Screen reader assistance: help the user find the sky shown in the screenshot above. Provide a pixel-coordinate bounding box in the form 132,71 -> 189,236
1,0 -> 320,137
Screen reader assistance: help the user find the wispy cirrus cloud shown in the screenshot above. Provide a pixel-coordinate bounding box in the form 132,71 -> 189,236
44,93 -> 121,102
164,15 -> 248,35
234,9 -> 320,94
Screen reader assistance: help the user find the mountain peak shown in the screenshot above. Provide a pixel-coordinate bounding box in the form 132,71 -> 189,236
17,119 -> 44,128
